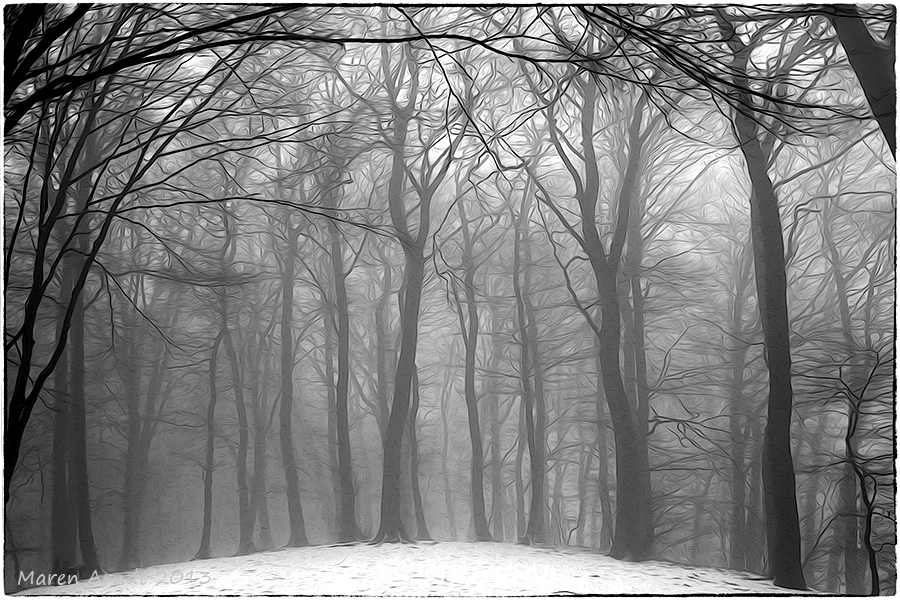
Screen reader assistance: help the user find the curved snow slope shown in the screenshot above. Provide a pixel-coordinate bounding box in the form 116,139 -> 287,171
17,541 -> 792,596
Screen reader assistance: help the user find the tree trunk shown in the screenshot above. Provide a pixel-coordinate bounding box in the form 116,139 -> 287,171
454,197 -> 492,542
324,313 -> 342,529
488,328 -> 504,541
197,331 -> 225,560
408,368 -> 430,540
50,258 -> 76,575
376,247 -> 425,542
822,203 -> 869,594
830,6 -> 896,156
374,47 -> 422,541
249,348 -> 272,551
577,84 -> 652,560
439,362 -> 457,540
220,294 -> 254,556
744,425 -> 767,575
65,153 -> 101,574
119,279 -> 145,570
511,201 -> 544,546
575,439 -> 594,547
329,220 -> 359,542
594,367 -> 614,554
4,79 -> 109,505
802,420 -> 824,562
523,247 -> 548,546
374,259 -> 394,443
550,462 -> 566,545
526,328 -> 547,545
279,225 -> 308,547
69,276 -> 100,573
515,405 -> 527,541
716,20 -> 807,588
728,250 -> 752,571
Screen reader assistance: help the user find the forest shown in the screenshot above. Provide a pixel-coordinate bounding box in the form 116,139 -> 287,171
3,4 -> 896,596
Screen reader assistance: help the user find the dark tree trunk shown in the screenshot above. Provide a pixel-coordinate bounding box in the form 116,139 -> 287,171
279,225 -> 308,547
577,84 -> 652,560
65,154 -> 101,574
50,243 -> 76,574
550,462 -> 566,545
720,30 -> 807,589
837,464 -> 866,593
408,368 -> 430,540
329,220 -> 359,542
524,259 -> 548,546
221,292 -> 254,556
374,259 -> 394,443
375,250 -> 425,542
453,197 -> 491,541
69,278 -> 100,573
248,345 -> 272,551
728,250 -> 753,571
197,331 -> 225,560
439,363 -> 458,540
4,80 -> 107,507
515,405 -> 527,541
830,6 -> 896,156
50,349 -> 76,574
594,359 -> 614,554
119,281 -> 144,570
324,314 -> 342,526
743,425 -> 767,575
526,328 -> 547,545
488,326 -> 504,541
574,439 -> 594,547
511,198 -> 547,546
375,44 -> 448,541
823,203 -> 869,594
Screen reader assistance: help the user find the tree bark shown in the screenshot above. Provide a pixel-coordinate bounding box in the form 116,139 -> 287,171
728,247 -> 753,571
69,272 -> 100,573
714,23 -> 807,588
453,197 -> 491,541
511,198 -> 547,546
374,258 -> 394,443
324,312 -> 342,527
515,405 -> 527,541
439,362 -> 458,540
488,322 -> 504,541
50,245 -> 76,575
279,224 -> 308,547
830,6 -> 896,156
576,82 -> 652,560
248,342 -> 272,551
408,368 -> 430,540
66,142 -> 101,574
221,289 -> 254,555
375,44 -> 445,543
550,462 -> 566,545
119,278 -> 145,570
594,357 -> 614,554
376,249 -> 425,542
823,205 -> 867,594
574,439 -> 594,547
328,220 -> 359,542
524,255 -> 548,546
197,330 -> 225,560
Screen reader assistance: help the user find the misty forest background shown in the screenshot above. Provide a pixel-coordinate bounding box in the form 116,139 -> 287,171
3,5 -> 895,595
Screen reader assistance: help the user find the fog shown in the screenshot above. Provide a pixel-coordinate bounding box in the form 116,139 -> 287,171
4,5 -> 895,595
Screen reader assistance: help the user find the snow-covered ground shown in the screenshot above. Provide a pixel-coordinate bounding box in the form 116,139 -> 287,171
16,541 -> 793,596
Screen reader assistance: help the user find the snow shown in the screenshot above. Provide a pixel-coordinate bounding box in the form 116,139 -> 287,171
15,541 -> 797,596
